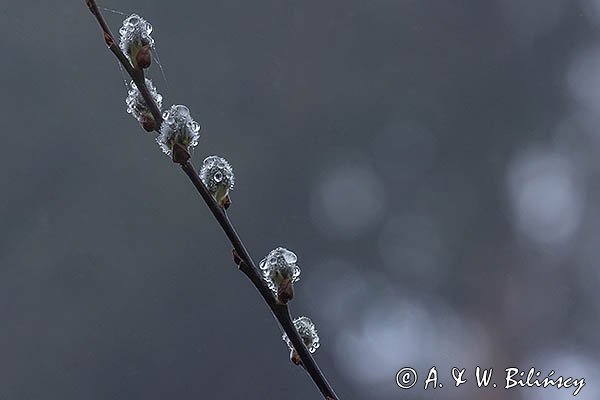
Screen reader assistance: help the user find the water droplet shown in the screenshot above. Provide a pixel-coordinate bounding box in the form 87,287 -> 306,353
199,156 -> 233,193
282,249 -> 297,264
128,16 -> 140,26
213,171 -> 223,182
173,105 -> 190,118
187,121 -> 200,133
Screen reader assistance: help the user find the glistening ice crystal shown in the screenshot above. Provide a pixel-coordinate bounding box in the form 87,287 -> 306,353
156,105 -> 201,156
125,78 -> 162,125
283,316 -> 320,353
119,14 -> 154,64
259,247 -> 301,293
200,156 -> 235,204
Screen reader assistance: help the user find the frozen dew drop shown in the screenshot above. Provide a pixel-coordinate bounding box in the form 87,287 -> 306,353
283,316 -> 320,354
260,247 -> 301,294
188,121 -> 200,133
174,105 -> 190,118
213,171 -> 223,183
199,155 -> 235,195
119,14 -> 155,61
124,78 -> 162,123
282,249 -> 298,264
156,104 -> 201,157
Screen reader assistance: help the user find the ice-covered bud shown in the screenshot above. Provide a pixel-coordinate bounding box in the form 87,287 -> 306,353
125,78 -> 162,131
156,105 -> 201,162
259,247 -> 300,303
119,13 -> 154,68
283,316 -> 320,365
199,156 -> 235,207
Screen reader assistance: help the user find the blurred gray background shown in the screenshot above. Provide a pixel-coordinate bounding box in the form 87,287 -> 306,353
1,0 -> 600,399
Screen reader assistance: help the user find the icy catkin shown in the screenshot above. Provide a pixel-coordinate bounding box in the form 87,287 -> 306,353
125,78 -> 162,131
199,156 -> 235,207
119,13 -> 154,68
283,316 -> 320,365
259,247 -> 301,303
156,105 -> 201,160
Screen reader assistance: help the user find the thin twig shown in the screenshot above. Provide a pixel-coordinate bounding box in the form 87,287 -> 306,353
85,0 -> 163,128
83,1 -> 340,399
181,162 -> 338,398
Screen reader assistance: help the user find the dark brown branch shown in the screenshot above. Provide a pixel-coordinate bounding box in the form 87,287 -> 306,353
85,0 -> 163,128
84,1 -> 340,399
181,161 -> 339,399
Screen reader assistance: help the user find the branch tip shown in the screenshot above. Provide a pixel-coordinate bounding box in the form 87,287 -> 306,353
84,2 -> 340,398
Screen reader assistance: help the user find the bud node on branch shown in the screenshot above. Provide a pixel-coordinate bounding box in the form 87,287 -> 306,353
83,2 -> 340,398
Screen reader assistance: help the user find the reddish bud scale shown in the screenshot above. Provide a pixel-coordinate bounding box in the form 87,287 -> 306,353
276,276 -> 294,304
222,195 -> 232,210
232,249 -> 242,266
290,349 -> 302,366
171,142 -> 191,164
135,45 -> 152,69
139,114 -> 156,132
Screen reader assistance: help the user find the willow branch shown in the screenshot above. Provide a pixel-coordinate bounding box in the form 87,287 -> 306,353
180,162 -> 338,399
83,1 -> 339,399
85,0 -> 163,128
